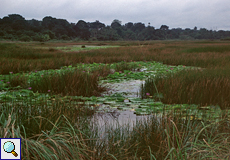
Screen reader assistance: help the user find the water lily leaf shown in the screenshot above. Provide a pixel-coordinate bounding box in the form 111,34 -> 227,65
103,101 -> 116,105
150,102 -> 163,106
129,104 -> 139,108
135,108 -> 148,112
125,102 -> 132,106
82,97 -> 91,101
128,97 -> 142,101
97,97 -> 107,102
172,105 -> 182,110
115,97 -> 125,102
135,111 -> 150,115
146,99 -> 155,102
90,96 -> 97,101
118,107 -> 131,111
20,89 -> 33,93
198,106 -> 210,110
85,101 -> 97,106
139,105 -> 149,108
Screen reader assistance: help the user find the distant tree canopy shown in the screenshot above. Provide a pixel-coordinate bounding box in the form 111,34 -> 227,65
0,14 -> 230,41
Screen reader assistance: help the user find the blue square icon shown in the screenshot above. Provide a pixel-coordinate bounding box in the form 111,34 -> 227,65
0,138 -> 21,160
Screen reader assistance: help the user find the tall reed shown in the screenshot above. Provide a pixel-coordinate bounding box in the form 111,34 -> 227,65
1,100 -> 230,159
141,68 -> 230,109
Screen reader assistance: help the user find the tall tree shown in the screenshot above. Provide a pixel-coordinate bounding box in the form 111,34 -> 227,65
111,19 -> 124,37
74,20 -> 90,40
125,22 -> 134,30
89,20 -> 105,40
97,26 -> 121,40
6,14 -> 28,31
111,19 -> 122,29
28,19 -> 43,32
160,25 -> 169,30
89,20 -> 105,30
132,22 -> 145,33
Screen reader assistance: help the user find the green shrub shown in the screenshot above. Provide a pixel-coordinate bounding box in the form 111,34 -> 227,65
32,34 -> 50,42
19,35 -> 31,42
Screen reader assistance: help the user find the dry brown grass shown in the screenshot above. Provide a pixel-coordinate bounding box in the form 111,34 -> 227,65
1,40 -> 230,74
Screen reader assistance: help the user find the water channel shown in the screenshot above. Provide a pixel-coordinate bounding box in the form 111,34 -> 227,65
91,76 -> 152,134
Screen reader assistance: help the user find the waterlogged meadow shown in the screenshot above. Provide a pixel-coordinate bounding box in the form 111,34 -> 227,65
56,45 -> 119,52
1,41 -> 230,159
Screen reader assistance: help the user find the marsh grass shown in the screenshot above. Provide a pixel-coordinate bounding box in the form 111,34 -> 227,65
1,40 -> 230,159
141,68 -> 230,109
29,69 -> 104,97
0,43 -> 69,74
1,93 -> 96,138
1,41 -> 230,74
1,102 -> 230,159
113,61 -> 141,72
1,113 -> 91,159
181,45 -> 230,53
6,60 -> 142,97
8,74 -> 28,88
0,43 -> 56,59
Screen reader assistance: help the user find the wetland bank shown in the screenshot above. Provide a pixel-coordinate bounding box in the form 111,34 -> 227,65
1,40 -> 230,159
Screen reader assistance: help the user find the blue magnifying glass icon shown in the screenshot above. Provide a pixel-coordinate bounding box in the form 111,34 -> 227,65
3,141 -> 18,157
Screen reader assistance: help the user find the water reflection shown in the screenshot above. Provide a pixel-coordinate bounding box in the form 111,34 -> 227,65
90,110 -> 153,137
101,79 -> 145,98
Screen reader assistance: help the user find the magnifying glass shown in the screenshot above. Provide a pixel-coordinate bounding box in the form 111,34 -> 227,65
3,141 -> 18,157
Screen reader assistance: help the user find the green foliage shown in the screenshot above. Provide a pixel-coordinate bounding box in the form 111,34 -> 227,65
1,14 -> 230,41
32,33 -> 50,42
96,26 -> 121,40
19,35 -> 31,42
3,34 -> 15,40
0,30 -> 6,36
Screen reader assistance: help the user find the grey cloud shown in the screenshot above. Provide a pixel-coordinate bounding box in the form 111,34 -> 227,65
0,0 -> 229,30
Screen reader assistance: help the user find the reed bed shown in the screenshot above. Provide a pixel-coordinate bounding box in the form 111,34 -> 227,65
28,70 -> 103,97
141,68 -> 230,109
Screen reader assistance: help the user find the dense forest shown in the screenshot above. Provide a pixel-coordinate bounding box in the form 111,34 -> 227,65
0,14 -> 230,42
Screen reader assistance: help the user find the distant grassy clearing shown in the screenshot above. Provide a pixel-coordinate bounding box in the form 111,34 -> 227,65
55,45 -> 119,52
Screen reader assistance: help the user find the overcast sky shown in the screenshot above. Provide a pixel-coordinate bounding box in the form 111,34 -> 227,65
1,0 -> 230,30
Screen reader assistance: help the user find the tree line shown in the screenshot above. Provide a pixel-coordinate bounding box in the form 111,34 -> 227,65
0,14 -> 230,42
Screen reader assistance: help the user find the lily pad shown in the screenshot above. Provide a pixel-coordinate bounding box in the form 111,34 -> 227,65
124,102 -> 132,106
150,102 -> 163,106
139,105 -> 149,108
117,107 -> 132,111
135,111 -> 151,115
103,101 -> 116,105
